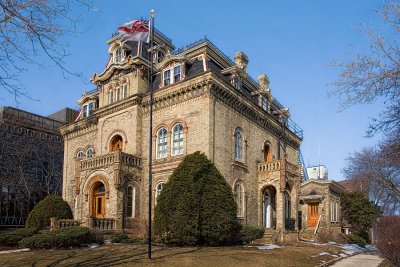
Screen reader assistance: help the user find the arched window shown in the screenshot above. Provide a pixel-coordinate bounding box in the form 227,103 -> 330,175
156,182 -> 165,199
86,148 -> 94,158
110,135 -> 123,152
156,128 -> 168,158
108,90 -> 114,104
116,86 -> 121,101
234,181 -> 245,217
285,191 -> 291,219
264,143 -> 271,162
234,129 -> 243,161
172,123 -> 184,156
126,186 -> 135,218
76,150 -> 84,160
123,83 -> 128,99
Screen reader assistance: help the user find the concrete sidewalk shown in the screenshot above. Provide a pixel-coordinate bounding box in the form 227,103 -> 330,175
331,254 -> 384,267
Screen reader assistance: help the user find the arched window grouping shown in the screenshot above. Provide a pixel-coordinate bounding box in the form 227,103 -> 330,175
234,129 -> 243,161
156,123 -> 185,159
108,83 -> 128,105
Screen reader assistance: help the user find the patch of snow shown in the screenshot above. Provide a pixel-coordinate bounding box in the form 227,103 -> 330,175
339,253 -> 348,257
318,252 -> 332,256
104,239 -> 111,244
0,248 -> 30,254
88,243 -> 100,249
256,244 -> 283,250
327,241 -> 337,245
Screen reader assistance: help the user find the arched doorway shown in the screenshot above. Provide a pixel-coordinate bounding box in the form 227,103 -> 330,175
263,186 -> 276,229
264,143 -> 271,162
92,182 -> 106,218
110,135 -> 123,152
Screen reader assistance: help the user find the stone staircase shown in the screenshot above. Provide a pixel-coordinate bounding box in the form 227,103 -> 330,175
253,229 -> 276,244
300,227 -> 316,242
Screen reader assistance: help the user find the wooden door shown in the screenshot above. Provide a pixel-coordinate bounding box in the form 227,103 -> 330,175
307,203 -> 319,227
94,195 -> 105,218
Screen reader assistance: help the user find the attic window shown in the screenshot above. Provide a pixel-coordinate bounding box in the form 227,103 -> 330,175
163,64 -> 181,86
114,47 -> 125,63
230,75 -> 241,90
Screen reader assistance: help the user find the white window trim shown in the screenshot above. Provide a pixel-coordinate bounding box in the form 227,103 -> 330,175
156,128 -> 168,159
86,148 -> 94,158
171,123 -> 184,156
155,181 -> 165,204
162,63 -> 182,87
114,47 -> 125,64
76,150 -> 84,160
127,186 -> 136,218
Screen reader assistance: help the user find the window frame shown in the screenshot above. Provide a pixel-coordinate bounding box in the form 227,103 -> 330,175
86,148 -> 94,158
171,123 -> 184,156
234,181 -> 245,218
162,63 -> 182,87
76,150 -> 84,160
234,129 -> 243,161
114,47 -> 125,64
156,182 -> 165,200
156,127 -> 168,159
126,185 -> 135,218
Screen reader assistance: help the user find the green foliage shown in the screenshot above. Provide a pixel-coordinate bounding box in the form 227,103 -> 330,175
239,226 -> 265,244
0,228 -> 38,246
341,192 -> 381,241
347,234 -> 367,247
154,151 -> 239,246
110,233 -> 129,243
19,226 -> 92,249
26,195 -> 73,229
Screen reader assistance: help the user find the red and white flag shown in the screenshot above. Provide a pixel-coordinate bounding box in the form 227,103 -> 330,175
118,19 -> 150,42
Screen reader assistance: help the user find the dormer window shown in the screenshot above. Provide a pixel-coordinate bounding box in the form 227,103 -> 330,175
173,65 -> 181,83
163,69 -> 171,86
114,47 -> 125,63
154,50 -> 165,63
82,101 -> 95,118
230,75 -> 241,90
261,96 -> 268,112
163,64 -> 182,86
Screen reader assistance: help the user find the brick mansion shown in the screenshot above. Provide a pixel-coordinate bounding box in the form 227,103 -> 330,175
60,29 -> 343,242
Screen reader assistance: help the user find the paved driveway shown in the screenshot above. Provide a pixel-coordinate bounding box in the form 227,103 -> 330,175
332,254 -> 384,267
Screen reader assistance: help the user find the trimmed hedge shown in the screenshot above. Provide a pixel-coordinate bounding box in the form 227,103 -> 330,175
239,226 -> 265,244
154,152 -> 240,246
19,226 -> 92,249
26,195 -> 73,229
0,228 -> 38,246
110,233 -> 129,243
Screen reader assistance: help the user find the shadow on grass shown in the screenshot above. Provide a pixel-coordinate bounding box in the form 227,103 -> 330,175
41,244 -> 204,267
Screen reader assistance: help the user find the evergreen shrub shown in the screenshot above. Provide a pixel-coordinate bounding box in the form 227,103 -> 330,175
26,195 -> 73,229
154,151 -> 240,246
239,225 -> 265,244
0,228 -> 38,246
19,226 -> 92,249
347,234 -> 367,247
110,232 -> 129,243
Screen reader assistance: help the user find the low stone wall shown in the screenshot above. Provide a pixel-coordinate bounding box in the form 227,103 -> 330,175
124,218 -> 148,238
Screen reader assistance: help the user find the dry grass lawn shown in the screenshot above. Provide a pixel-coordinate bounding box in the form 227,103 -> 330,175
0,243 -> 343,267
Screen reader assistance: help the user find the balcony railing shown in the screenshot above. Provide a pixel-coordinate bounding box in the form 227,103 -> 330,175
258,159 -> 300,176
258,160 -> 281,172
80,150 -> 141,171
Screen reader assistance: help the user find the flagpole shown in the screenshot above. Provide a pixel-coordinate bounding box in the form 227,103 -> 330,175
148,9 -> 155,260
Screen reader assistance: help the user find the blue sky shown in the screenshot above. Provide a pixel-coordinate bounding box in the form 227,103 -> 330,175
0,0 -> 386,181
